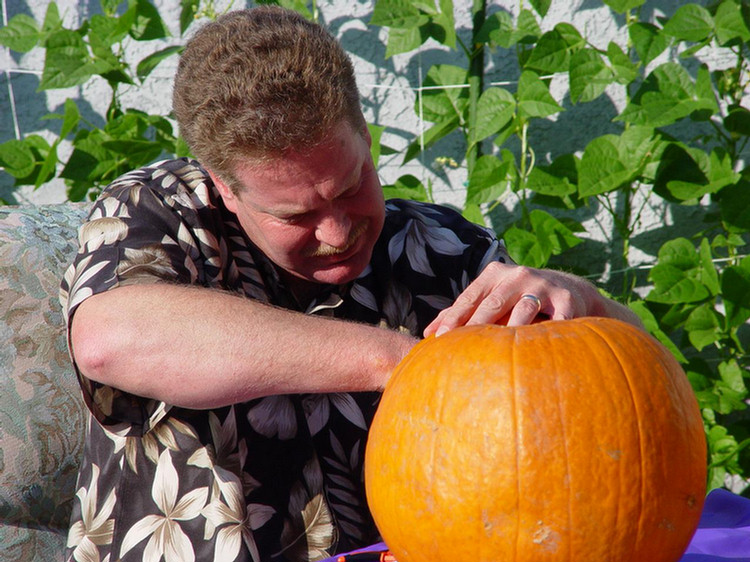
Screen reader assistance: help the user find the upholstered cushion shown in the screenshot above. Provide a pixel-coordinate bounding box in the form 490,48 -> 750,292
0,204 -> 89,561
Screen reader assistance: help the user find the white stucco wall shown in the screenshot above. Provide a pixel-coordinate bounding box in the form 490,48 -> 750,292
0,0 -> 728,282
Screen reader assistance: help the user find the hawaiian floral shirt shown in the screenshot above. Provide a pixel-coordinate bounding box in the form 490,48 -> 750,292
59,158 -> 509,562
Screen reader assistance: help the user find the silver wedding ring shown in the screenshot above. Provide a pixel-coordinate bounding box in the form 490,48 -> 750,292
519,293 -> 542,311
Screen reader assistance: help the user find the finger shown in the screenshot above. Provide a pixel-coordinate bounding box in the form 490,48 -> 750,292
424,300 -> 477,337
423,308 -> 450,337
460,289 -> 511,327
424,282 -> 495,337
506,293 -> 543,326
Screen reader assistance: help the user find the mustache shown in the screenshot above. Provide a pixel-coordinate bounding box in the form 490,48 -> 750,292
304,220 -> 368,258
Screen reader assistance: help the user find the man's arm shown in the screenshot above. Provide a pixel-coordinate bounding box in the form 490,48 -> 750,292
70,283 -> 417,410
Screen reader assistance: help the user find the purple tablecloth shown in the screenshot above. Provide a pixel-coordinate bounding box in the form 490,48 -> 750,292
680,489 -> 750,561
324,489 -> 750,562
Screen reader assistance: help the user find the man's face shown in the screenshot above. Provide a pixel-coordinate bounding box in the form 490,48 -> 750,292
212,121 -> 386,289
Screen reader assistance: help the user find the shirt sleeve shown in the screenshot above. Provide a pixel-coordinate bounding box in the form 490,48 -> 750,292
60,175 -> 208,436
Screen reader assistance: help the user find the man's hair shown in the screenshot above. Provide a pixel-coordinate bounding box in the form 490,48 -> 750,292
172,6 -> 365,190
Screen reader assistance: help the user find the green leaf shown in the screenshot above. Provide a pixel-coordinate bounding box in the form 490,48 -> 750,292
578,135 -> 632,196
722,258 -> 750,329
555,23 -> 585,52
267,0 -> 315,20
503,210 -> 582,268
0,14 -> 41,52
42,2 -> 62,33
40,29 -> 111,90
430,0 -> 456,48
648,266 -> 711,304
128,0 -> 170,41
618,62 -> 718,128
371,0 -> 429,28
603,0 -> 645,13
503,227 -> 546,267
606,41 -> 638,85
367,123 -> 385,168
101,139 -> 163,167
695,64 -> 719,118
88,13 -> 131,47
525,28 -> 570,74
0,139 -> 36,178
385,26 -> 423,57
629,301 -> 687,362
699,237 -> 720,296
461,202 -> 485,225
708,148 -> 741,193
100,0 -> 121,16
136,45 -> 183,80
0,135 -> 54,186
647,238 -> 711,304
685,303 -> 721,351
175,136 -> 192,158
515,9 -> 542,45
402,115 -> 459,163
60,98 -> 81,138
180,0 -> 200,34
516,71 -> 562,119
466,155 -> 510,205
719,180 -> 750,230
34,141 -> 59,189
662,4 -> 714,43
526,154 -> 577,197
529,0 -> 551,17
469,87 -> 515,146
724,105 -> 750,136
629,22 -> 671,66
653,143 -> 734,202
87,20 -> 133,86
476,11 -> 515,47
569,48 -> 614,103
60,130 -> 118,184
479,9 -> 540,48
714,0 -> 750,46
578,126 -> 655,197
419,64 -> 468,121
382,174 -> 429,202
719,359 -> 747,394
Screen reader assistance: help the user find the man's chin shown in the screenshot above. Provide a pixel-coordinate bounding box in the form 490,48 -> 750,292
308,251 -> 371,286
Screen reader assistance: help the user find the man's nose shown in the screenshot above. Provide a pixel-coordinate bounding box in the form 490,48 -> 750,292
316,208 -> 352,248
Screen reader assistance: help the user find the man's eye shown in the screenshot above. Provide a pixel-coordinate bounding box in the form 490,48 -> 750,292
278,214 -> 304,224
343,182 -> 362,198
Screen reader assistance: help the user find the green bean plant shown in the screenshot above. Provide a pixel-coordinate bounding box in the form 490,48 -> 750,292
0,0 -> 217,200
370,0 -> 750,492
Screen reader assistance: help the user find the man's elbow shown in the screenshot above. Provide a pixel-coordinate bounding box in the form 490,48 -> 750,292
69,301 -> 120,385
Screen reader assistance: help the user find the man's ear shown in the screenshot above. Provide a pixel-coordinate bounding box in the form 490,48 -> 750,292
207,169 -> 239,214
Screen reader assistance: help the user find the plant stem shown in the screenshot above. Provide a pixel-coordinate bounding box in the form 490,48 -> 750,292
466,0 -> 486,177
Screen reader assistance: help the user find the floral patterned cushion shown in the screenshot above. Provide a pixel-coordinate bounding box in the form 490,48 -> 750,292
0,204 -> 90,561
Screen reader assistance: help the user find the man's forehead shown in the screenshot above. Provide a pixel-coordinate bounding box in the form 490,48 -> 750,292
236,125 -> 363,186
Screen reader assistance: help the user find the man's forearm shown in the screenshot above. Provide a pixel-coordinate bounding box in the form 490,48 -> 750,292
70,284 -> 418,409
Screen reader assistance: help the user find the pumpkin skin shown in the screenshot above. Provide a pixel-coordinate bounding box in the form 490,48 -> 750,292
365,317 -> 706,562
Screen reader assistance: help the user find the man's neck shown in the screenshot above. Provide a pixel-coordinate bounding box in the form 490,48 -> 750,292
279,270 -> 329,309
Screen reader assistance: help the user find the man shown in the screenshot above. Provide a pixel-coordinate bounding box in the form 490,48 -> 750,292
60,6 -> 641,562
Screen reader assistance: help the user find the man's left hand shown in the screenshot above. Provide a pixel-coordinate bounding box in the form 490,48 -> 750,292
423,261 -> 643,337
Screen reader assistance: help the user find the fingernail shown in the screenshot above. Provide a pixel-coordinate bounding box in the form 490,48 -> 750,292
435,325 -> 449,337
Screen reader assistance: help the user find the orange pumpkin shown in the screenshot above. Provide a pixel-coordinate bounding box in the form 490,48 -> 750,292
365,317 -> 706,562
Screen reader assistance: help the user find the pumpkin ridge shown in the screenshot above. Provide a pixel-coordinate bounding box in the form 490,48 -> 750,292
546,326 -> 574,562
511,327 -> 521,562
581,319 -> 656,556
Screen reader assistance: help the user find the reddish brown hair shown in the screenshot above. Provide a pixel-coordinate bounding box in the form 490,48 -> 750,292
172,6 -> 365,191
